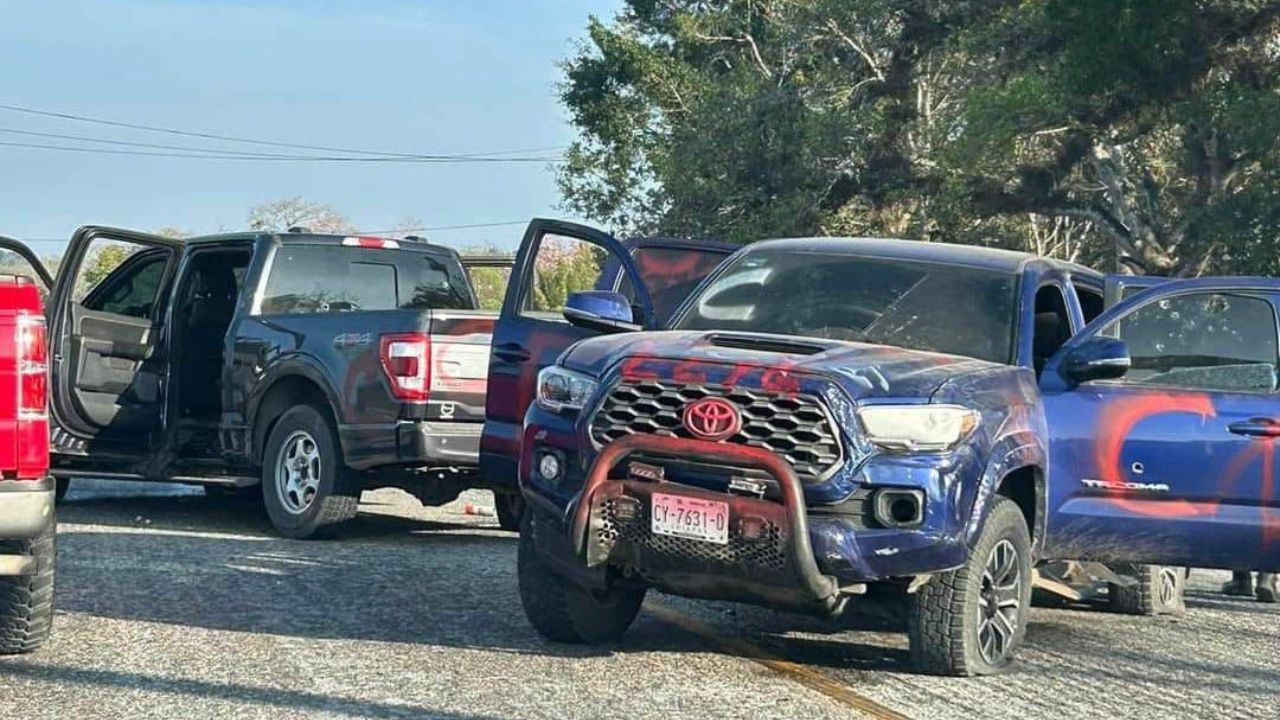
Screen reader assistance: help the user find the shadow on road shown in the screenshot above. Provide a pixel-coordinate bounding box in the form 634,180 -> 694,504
57,484 -> 476,541
0,660 -> 500,720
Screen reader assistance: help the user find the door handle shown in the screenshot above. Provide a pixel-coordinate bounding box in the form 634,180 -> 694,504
493,342 -> 531,362
1227,417 -> 1280,438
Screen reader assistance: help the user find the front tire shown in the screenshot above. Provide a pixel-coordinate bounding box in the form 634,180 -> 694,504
517,512 -> 644,644
261,405 -> 360,539
0,518 -> 56,655
1109,565 -> 1186,616
910,497 -> 1033,676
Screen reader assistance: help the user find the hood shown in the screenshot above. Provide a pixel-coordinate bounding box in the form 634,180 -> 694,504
561,330 -> 998,400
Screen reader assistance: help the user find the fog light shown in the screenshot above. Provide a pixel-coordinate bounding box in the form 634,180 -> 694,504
538,452 -> 562,482
873,489 -> 924,528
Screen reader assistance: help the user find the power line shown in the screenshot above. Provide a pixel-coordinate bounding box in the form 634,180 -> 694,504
0,139 -> 561,163
0,126 -> 359,159
0,102 -> 565,160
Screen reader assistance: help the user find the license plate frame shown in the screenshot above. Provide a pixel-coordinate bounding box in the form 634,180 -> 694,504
650,492 -> 730,545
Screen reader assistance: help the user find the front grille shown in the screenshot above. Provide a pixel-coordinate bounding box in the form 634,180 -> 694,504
598,497 -> 787,572
589,380 -> 843,483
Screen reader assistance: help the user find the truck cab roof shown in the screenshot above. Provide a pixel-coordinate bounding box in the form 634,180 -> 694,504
746,237 -> 1101,279
182,231 -> 465,258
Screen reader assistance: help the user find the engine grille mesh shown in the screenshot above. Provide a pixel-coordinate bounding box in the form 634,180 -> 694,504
589,380 -> 843,483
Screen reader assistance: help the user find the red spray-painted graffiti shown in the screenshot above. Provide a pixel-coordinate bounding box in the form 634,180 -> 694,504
1095,392 -> 1280,547
1094,393 -> 1216,518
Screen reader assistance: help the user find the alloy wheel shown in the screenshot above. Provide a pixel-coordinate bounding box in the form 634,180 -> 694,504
976,538 -> 1023,665
275,430 -> 321,515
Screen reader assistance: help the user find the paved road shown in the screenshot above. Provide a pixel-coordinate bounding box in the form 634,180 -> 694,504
1,481 -> 1276,719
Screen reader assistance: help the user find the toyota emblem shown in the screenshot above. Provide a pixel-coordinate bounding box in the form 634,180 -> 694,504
682,397 -> 741,442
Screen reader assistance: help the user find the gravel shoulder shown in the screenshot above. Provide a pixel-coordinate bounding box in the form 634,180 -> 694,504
1,480 -> 1275,720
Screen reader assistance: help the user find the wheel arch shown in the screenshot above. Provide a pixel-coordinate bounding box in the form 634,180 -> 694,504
996,465 -> 1045,557
250,371 -> 340,465
965,430 -> 1048,559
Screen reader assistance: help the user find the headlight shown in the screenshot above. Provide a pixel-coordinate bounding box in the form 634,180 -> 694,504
856,405 -> 980,453
536,365 -> 598,413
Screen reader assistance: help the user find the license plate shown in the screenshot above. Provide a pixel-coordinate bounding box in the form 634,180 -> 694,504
651,493 -> 729,545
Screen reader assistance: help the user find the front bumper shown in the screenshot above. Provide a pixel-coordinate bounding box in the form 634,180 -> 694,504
560,435 -> 844,615
0,477 -> 55,539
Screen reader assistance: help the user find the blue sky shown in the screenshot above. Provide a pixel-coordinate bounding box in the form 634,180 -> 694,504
0,0 -> 620,254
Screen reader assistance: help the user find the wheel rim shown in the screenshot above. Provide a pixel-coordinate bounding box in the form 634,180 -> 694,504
1158,568 -> 1179,606
977,538 -> 1023,665
275,430 -> 321,515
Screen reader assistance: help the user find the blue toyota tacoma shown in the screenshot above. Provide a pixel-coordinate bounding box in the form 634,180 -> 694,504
481,219 -> 1280,676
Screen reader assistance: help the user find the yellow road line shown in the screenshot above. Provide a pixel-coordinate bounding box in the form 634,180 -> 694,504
646,602 -> 912,720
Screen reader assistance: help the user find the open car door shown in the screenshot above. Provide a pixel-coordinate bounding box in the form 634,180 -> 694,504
480,219 -> 726,485
0,236 -> 54,292
48,227 -> 183,461
1041,277 -> 1280,571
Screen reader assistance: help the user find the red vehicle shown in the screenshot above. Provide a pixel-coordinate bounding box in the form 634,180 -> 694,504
0,238 -> 54,654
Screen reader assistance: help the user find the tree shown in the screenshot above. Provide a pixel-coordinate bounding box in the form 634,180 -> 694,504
384,217 -> 426,240
247,196 -> 357,234
152,226 -> 190,239
80,244 -> 132,289
461,244 -> 515,310
559,1 -> 1280,276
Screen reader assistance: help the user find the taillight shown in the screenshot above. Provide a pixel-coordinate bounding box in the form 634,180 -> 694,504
379,333 -> 431,401
17,313 -> 47,418
15,311 -> 49,479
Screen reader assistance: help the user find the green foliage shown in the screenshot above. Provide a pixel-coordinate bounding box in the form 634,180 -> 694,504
559,0 -> 1280,276
529,239 -> 607,312
468,268 -> 508,310
79,244 -> 132,294
458,245 -> 514,311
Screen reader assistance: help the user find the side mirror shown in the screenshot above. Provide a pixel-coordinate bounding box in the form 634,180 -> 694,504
563,291 -> 641,333
1062,336 -> 1131,384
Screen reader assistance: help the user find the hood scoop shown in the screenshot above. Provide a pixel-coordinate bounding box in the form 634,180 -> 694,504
705,333 -> 827,356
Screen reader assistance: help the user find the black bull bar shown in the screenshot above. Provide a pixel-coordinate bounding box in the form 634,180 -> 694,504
567,435 -> 844,614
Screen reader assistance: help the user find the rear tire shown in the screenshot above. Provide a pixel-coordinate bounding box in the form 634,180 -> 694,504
909,497 -> 1032,676
494,491 -> 524,532
0,518 -> 56,655
1109,565 -> 1186,616
518,512 -> 644,644
261,405 -> 360,539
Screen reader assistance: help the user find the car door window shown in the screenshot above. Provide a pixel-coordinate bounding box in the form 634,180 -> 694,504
1073,283 -> 1105,323
1099,291 -> 1278,392
0,246 -> 53,301
520,234 -> 609,319
616,246 -> 730,323
1033,284 -> 1073,377
76,243 -> 170,320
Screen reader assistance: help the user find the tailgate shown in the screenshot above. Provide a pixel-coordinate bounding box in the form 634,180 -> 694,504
429,310 -> 496,421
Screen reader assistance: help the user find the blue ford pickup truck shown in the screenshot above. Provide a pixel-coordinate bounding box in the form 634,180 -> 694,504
481,219 -> 1280,676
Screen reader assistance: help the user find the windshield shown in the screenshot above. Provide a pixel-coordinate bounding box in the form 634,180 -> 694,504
672,248 -> 1019,363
